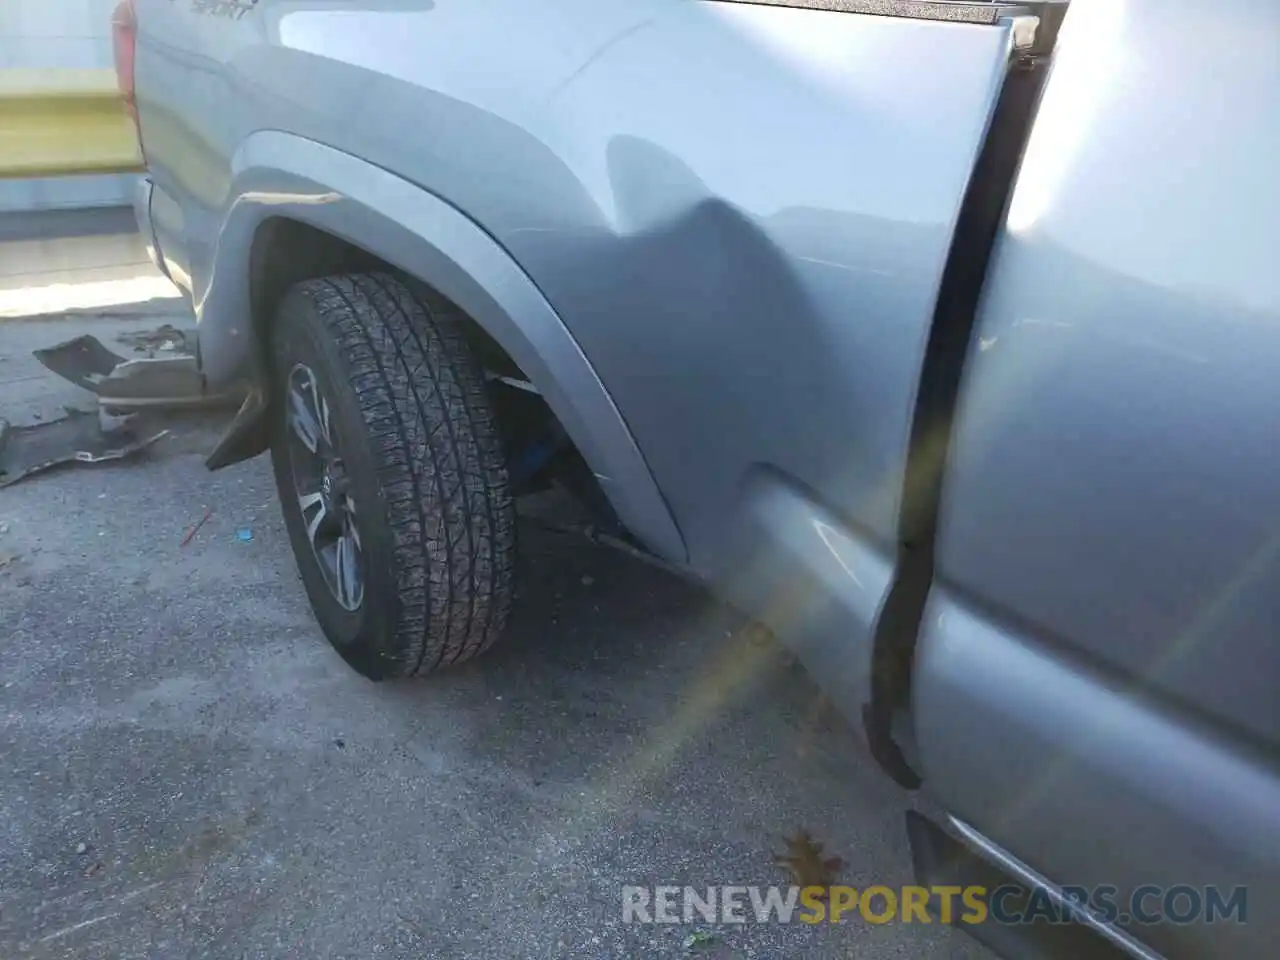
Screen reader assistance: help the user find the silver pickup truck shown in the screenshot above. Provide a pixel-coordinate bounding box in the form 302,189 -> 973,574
116,0 -> 1277,956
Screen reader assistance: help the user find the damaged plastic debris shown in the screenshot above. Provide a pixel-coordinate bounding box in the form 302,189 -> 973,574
0,409 -> 167,490
30,335 -> 121,395
32,330 -> 243,411
115,324 -> 193,356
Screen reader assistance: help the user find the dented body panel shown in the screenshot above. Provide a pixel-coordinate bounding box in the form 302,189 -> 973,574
130,2 -> 1280,958
133,0 -> 1021,728
136,0 -> 1014,554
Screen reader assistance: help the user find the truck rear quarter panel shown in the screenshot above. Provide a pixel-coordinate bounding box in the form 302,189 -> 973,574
135,0 -> 1020,726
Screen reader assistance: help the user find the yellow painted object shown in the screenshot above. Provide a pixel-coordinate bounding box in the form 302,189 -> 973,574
0,69 -> 144,178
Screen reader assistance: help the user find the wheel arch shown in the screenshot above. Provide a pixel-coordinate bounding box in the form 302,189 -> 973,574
200,131 -> 686,562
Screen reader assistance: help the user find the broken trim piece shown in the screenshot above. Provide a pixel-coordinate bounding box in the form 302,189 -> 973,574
0,411 -> 166,489
32,331 -> 244,411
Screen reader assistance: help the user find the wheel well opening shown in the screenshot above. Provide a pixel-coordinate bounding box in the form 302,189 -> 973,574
246,218 -> 622,531
247,218 -> 381,341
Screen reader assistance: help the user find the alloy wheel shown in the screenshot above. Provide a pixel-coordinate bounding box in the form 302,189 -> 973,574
284,363 -> 364,611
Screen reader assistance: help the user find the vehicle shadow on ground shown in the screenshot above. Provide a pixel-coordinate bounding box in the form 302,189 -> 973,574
26,400 -> 895,828
363,517 -> 933,958
145,408 -> 892,833
0,408 -> 960,960
384,505 -> 890,829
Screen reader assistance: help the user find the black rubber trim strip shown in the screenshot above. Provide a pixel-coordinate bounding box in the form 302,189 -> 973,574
710,0 -> 1011,25
867,55 -> 1055,789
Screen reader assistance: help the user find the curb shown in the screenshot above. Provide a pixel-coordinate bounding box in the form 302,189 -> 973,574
0,298 -> 190,323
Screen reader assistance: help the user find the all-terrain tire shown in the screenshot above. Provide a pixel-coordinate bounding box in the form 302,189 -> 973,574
268,272 -> 516,680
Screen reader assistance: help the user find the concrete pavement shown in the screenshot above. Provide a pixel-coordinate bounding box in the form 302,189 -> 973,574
0,207 -> 181,319
0,219 -> 991,959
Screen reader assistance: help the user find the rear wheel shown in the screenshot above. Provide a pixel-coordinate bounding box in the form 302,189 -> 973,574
268,273 -> 516,679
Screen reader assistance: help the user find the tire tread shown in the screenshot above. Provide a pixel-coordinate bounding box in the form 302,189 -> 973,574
289,272 -> 515,677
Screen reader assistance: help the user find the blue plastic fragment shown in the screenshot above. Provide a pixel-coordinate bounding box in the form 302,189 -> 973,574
236,528 -> 253,542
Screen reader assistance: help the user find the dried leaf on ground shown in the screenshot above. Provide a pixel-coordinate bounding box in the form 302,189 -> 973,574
773,828 -> 844,891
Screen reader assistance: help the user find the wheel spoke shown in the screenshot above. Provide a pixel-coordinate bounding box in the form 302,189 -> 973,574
335,532 -> 360,608
344,496 -> 361,550
319,393 -> 334,447
304,496 -> 328,546
288,385 -> 322,453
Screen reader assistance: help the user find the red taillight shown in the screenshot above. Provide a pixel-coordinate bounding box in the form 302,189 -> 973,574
111,0 -> 138,124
